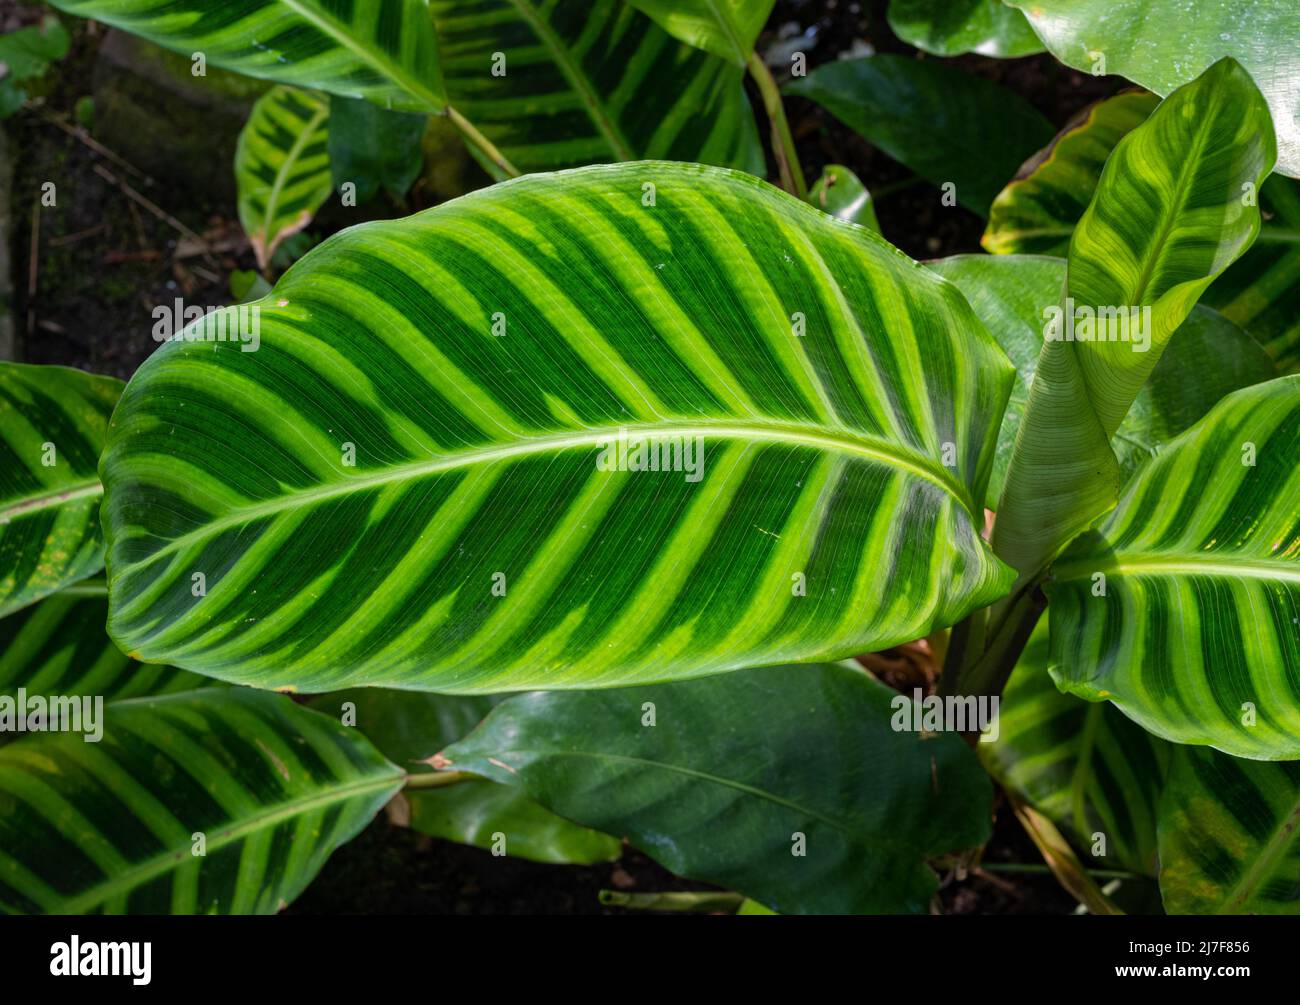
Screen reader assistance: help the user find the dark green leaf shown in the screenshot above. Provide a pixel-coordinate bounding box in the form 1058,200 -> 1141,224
887,0 -> 1043,58
785,54 -> 1054,215
806,164 -> 879,232
442,662 -> 994,914
327,95 -> 426,204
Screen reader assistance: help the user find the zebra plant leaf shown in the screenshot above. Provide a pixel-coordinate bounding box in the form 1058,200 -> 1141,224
929,254 -> 1276,502
101,162 -> 1015,693
0,363 -> 121,618
235,86 -> 332,272
1048,376 -> 1300,760
1,581 -> 213,705
1158,746 -> 1300,914
430,0 -> 762,176
440,662 -> 994,914
0,688 -> 404,913
625,0 -> 775,67
307,689 -> 621,864
47,0 -> 446,112
982,91 -> 1161,256
982,88 -> 1300,375
887,0 -> 1043,58
984,623 -> 1168,876
992,58 -> 1275,580
1007,0 -> 1300,178
784,55 -> 1053,216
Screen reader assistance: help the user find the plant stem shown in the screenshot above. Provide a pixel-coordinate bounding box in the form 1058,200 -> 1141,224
746,52 -> 807,198
599,890 -> 744,912
979,862 -> 1138,881
402,770 -> 475,790
446,106 -> 521,179
951,582 -> 1047,698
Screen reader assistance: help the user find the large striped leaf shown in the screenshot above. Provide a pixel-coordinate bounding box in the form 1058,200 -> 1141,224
991,58 -> 1275,581
784,55 -> 1054,216
100,162 -> 1016,693
625,0 -> 774,67
430,0 -> 762,175
235,86 -> 332,271
1007,0 -> 1300,178
929,254 -> 1276,502
984,624 -> 1168,876
1,581 -> 213,705
0,363 -> 121,618
0,688 -> 404,913
982,91 -> 1161,257
307,689 -> 621,864
1158,746 -> 1300,914
1205,177 -> 1300,375
47,0 -> 446,112
1048,376 -> 1300,760
440,662 -> 994,914
887,0 -> 1043,58
981,89 -> 1300,375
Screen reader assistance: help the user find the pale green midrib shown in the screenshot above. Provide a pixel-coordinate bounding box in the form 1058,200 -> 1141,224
1219,788 -> 1300,913
56,769 -> 402,914
259,96 -> 329,246
278,0 -> 443,110
0,479 -> 101,522
466,749 -> 926,856
1053,553 -> 1300,585
113,420 -> 978,576
506,0 -> 634,160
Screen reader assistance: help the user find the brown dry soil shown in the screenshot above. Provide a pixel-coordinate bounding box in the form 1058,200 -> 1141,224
3,0 -> 1144,914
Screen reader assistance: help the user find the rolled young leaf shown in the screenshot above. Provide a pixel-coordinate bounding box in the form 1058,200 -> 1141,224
929,254 -> 1277,502
981,89 -> 1300,376
1007,0 -> 1300,178
101,161 -> 1015,693
983,623 -> 1168,876
235,86 -> 332,272
1,581 -> 214,705
991,58 -> 1275,581
784,54 -> 1054,216
625,0 -> 775,67
1158,745 -> 1300,914
46,0 -> 446,112
982,91 -> 1161,256
429,0 -> 763,176
0,688 -> 404,913
307,689 -> 621,864
887,0 -> 1043,58
1048,376 -> 1300,760
439,662 -> 994,914
0,363 -> 121,617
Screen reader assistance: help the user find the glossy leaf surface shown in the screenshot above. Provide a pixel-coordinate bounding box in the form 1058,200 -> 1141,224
0,689 -> 403,913
0,363 -> 121,617
1008,0 -> 1300,177
307,689 -> 620,864
626,0 -> 775,67
442,662 -> 994,914
887,0 -> 1043,58
430,0 -> 762,175
806,164 -> 879,232
785,54 -> 1054,215
48,0 -> 446,112
1049,377 -> 1300,760
101,162 -> 1014,693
